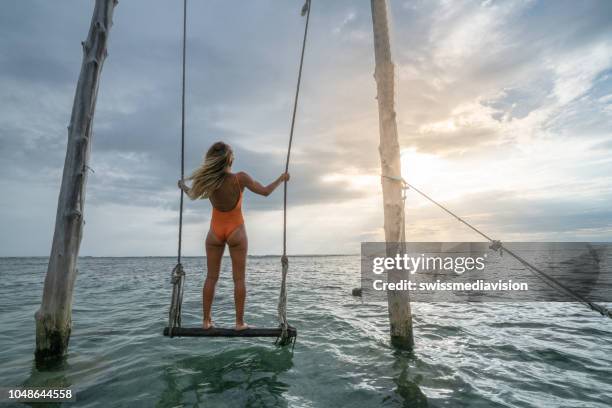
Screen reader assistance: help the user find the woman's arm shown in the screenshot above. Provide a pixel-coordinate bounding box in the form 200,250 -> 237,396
238,172 -> 289,197
178,179 -> 195,199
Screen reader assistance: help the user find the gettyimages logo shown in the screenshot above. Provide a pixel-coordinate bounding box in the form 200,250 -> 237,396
372,253 -> 486,275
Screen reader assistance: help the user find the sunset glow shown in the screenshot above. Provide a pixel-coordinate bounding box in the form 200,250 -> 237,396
1,1 -> 611,255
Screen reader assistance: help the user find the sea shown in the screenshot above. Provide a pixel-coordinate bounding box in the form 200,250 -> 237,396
1,256 -> 611,407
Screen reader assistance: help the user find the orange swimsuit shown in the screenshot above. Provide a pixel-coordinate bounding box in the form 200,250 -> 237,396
210,175 -> 244,241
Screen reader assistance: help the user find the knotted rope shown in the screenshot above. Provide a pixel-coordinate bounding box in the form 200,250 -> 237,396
277,0 -> 312,346
384,175 -> 612,319
168,0 -> 188,336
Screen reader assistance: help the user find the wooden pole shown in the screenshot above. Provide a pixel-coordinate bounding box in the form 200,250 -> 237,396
370,0 -> 414,349
35,0 -> 118,361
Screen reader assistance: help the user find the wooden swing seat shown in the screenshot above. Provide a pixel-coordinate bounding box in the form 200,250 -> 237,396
163,326 -> 297,338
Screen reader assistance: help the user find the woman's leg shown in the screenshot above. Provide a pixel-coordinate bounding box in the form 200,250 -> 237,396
227,225 -> 248,330
204,229 -> 225,329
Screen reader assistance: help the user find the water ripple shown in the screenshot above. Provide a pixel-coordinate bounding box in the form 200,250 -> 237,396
0,257 -> 611,407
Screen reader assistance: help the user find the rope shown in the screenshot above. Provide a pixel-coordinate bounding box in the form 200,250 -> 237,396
178,0 -> 187,265
168,263 -> 185,334
383,175 -> 612,319
277,0 -> 312,345
168,0 -> 188,335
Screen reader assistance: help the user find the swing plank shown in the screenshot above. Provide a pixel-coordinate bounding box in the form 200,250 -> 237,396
163,326 -> 297,338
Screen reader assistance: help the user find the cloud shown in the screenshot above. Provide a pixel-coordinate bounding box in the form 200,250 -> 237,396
1,0 -> 612,255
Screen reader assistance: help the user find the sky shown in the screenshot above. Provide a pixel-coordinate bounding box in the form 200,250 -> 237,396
1,0 -> 611,256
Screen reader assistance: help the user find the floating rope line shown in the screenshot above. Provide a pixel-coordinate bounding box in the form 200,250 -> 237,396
277,0 -> 312,346
383,175 -> 612,319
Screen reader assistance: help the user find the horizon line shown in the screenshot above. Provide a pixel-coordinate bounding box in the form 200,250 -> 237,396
0,253 -> 360,259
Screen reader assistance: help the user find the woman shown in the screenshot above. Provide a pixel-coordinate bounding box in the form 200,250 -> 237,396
178,142 -> 289,331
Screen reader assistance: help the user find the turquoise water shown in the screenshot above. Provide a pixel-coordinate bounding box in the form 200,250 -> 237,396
1,256 -> 611,407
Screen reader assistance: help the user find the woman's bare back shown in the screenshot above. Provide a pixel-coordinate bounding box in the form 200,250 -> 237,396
209,173 -> 242,211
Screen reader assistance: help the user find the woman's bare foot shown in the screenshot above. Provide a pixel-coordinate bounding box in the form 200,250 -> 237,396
235,322 -> 250,331
203,320 -> 215,330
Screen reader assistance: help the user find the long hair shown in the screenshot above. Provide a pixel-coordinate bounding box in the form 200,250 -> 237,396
186,142 -> 233,200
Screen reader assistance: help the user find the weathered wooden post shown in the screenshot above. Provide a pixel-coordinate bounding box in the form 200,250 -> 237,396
35,0 -> 118,361
370,0 -> 414,349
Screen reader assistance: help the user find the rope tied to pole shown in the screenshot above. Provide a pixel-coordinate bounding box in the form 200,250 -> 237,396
277,0 -> 312,346
382,175 -> 612,320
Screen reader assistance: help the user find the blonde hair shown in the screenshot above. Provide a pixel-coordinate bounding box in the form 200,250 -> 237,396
186,142 -> 233,200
